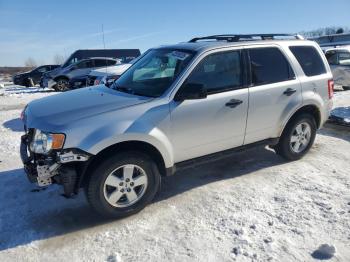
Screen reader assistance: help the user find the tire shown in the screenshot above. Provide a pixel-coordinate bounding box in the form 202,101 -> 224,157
343,86 -> 350,91
24,78 -> 34,87
274,114 -> 316,161
86,151 -> 161,218
55,77 -> 69,91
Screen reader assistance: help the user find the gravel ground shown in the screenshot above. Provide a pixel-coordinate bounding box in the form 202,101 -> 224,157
0,85 -> 349,262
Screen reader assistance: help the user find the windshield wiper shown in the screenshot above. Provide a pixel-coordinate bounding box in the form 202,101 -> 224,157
114,86 -> 156,98
132,92 -> 157,98
115,86 -> 134,94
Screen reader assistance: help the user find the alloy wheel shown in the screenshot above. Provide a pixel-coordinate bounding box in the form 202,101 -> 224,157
56,79 -> 68,91
290,122 -> 312,153
103,164 -> 148,208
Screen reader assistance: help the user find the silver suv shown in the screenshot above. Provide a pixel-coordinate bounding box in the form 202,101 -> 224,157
20,34 -> 333,218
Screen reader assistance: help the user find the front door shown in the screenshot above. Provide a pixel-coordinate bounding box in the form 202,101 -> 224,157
169,50 -> 249,163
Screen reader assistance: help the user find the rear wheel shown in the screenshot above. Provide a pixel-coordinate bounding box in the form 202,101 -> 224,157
55,78 -> 69,91
86,151 -> 161,218
274,114 -> 316,161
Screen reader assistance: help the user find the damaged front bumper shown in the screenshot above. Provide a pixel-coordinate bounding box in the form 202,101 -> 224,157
20,134 -> 91,196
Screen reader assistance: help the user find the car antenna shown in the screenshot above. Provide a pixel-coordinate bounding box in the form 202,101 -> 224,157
101,24 -> 107,73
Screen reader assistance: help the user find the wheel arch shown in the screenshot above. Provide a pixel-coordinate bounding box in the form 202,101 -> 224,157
280,104 -> 321,137
79,140 -> 168,188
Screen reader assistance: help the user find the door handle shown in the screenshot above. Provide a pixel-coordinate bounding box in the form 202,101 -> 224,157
225,99 -> 243,108
283,88 -> 297,96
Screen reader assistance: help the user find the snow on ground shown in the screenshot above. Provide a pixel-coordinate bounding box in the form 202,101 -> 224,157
0,85 -> 349,262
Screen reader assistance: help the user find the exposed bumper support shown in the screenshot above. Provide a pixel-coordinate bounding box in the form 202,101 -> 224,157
20,134 -> 90,196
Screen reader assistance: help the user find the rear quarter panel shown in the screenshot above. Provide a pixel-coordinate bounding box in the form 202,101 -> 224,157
280,41 -> 333,131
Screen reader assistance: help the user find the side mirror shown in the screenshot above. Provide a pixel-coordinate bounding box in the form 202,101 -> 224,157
174,83 -> 207,101
70,66 -> 77,71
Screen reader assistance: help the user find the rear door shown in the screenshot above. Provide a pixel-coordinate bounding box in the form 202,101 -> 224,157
244,46 -> 302,144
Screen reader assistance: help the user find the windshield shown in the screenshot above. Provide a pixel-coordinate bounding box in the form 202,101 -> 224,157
112,49 -> 194,97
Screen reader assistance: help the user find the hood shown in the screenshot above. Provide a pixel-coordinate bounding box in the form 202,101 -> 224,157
14,71 -> 30,77
90,64 -> 131,77
25,85 -> 152,131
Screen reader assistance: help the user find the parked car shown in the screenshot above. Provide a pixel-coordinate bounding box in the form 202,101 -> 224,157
61,49 -> 140,68
43,57 -> 119,91
42,49 -> 141,91
325,47 -> 350,90
87,62 -> 133,87
13,65 -> 60,87
20,34 -> 333,218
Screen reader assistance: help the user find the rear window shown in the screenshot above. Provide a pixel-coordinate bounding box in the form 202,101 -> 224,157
289,46 -> 326,76
249,47 -> 295,86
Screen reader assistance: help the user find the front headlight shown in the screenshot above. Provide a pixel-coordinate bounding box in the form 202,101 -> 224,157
30,129 -> 65,154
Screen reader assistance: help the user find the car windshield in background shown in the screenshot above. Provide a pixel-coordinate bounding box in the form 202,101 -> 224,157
112,49 -> 194,97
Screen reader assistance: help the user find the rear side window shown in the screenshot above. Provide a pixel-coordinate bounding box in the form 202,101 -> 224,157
289,46 -> 326,76
249,47 -> 295,86
77,60 -> 93,69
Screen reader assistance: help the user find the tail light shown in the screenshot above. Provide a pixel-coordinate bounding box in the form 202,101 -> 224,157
328,79 -> 334,99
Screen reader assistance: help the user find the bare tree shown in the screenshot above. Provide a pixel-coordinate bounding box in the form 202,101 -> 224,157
24,57 -> 37,68
300,26 -> 350,38
53,54 -> 66,65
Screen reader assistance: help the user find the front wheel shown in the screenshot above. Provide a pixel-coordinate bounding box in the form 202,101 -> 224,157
55,78 -> 69,91
343,86 -> 350,91
86,151 -> 161,218
274,114 -> 316,161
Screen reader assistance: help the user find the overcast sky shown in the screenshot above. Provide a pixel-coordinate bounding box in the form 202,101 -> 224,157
0,0 -> 349,66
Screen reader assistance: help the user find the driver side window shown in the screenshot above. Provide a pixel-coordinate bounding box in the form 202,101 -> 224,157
184,50 -> 242,94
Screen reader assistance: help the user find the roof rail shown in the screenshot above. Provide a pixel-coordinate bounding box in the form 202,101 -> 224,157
189,34 -> 304,43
